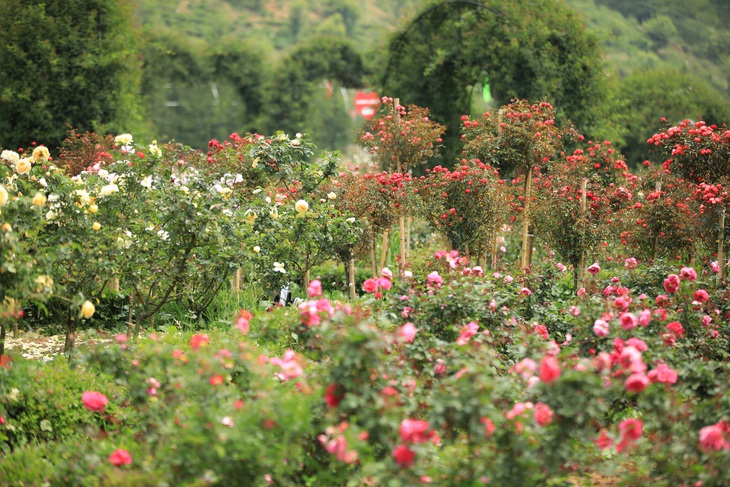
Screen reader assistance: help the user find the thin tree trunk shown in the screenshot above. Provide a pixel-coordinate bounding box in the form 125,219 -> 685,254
0,320 -> 5,357
380,229 -> 389,271
405,216 -> 412,262
370,235 -> 377,277
348,255 -> 357,301
719,207 -> 726,282
399,216 -> 406,274
520,169 -> 533,269
578,179 -> 588,288
64,305 -> 76,357
304,266 -> 311,293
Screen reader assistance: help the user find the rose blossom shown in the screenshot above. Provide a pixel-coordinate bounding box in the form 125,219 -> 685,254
663,274 -> 680,294
539,355 -> 561,384
109,448 -> 132,467
82,391 -> 109,413
400,322 -> 418,343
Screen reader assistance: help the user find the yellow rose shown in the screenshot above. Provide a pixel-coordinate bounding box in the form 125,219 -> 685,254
75,189 -> 92,205
32,192 -> 47,207
99,184 -> 119,197
295,199 -> 309,214
1,222 -> 11,232
92,222 -> 101,231
16,158 -> 32,175
253,246 -> 261,253
0,185 -> 8,206
89,204 -> 99,214
31,146 -> 50,162
81,300 -> 95,319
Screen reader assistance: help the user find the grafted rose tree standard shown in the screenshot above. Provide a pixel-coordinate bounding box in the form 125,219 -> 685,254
650,119 -> 730,280
533,140 -> 635,287
462,99 -> 578,269
359,97 -> 445,273
416,160 -> 508,265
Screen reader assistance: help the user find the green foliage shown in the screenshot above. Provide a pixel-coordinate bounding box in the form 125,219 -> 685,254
0,0 -> 143,152
618,69 -> 730,167
379,0 -> 613,161
0,357 -> 128,450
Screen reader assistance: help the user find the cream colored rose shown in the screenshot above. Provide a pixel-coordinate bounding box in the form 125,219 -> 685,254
32,146 -> 50,162
99,183 -> 119,197
295,199 -> 309,214
16,158 -> 32,175
36,275 -> 54,293
1,150 -> 19,165
115,133 -> 133,145
81,300 -> 95,319
0,185 -> 8,206
75,189 -> 92,205
327,192 -> 337,200
32,192 -> 47,207
92,222 -> 101,231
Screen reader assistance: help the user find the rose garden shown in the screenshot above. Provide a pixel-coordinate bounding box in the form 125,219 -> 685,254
1,97 -> 730,486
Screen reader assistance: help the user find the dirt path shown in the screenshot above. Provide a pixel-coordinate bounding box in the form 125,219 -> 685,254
2,330 -> 114,361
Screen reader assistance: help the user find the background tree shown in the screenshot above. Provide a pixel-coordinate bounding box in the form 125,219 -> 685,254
0,0 -> 143,152
618,69 -> 730,167
378,0 -> 613,162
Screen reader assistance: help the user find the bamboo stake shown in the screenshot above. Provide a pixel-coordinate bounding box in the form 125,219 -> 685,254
719,207 -> 726,282
578,178 -> 588,287
370,235 -> 377,277
405,216 -> 412,262
520,169 -> 533,269
653,182 -> 662,261
348,255 -> 357,301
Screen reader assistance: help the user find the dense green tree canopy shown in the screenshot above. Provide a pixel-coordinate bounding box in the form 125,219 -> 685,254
0,0 -> 142,152
378,0 -> 614,162
619,68 -> 730,167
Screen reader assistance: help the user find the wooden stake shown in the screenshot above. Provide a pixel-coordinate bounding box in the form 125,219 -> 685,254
520,169 -> 533,269
370,235 -> 377,277
719,207 -> 726,282
578,178 -> 588,287
348,255 -> 357,301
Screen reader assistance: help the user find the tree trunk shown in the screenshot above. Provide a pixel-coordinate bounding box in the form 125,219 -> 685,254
399,216 -> 406,274
348,255 -> 357,301
577,179 -> 588,288
405,216 -> 412,262
0,320 -> 5,357
520,169 -> 533,269
380,229 -> 389,271
370,235 -> 377,277
719,207 -> 726,282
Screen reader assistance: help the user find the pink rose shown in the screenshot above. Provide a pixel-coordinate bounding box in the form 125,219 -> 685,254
362,278 -> 378,294
426,271 -> 443,289
539,355 -> 561,384
593,319 -> 609,338
624,257 -> 638,269
377,277 -> 392,291
647,363 -> 678,384
533,402 -> 554,426
393,444 -> 416,467
307,279 -> 322,298
587,262 -> 601,275
693,289 -> 709,303
109,448 -> 132,467
400,322 -> 418,343
679,267 -> 697,282
625,373 -> 650,393
189,333 -> 209,350
619,312 -> 638,330
399,419 -> 433,444
699,423 -> 727,451
82,391 -> 109,413
663,274 -> 680,294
